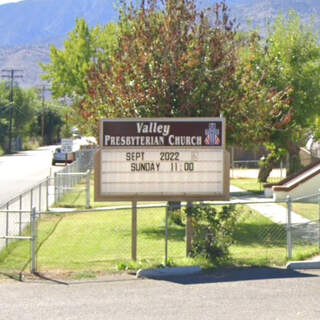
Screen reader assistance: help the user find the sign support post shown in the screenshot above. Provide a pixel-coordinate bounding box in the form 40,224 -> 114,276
132,201 -> 137,261
186,201 -> 193,257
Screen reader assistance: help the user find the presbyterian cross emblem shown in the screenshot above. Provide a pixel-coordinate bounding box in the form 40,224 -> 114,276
204,123 -> 220,146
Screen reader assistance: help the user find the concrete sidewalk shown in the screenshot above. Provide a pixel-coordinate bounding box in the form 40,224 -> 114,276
230,185 -> 310,224
231,185 -> 320,270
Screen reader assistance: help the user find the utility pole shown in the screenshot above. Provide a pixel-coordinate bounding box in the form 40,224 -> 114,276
38,85 -> 50,145
1,69 -> 23,154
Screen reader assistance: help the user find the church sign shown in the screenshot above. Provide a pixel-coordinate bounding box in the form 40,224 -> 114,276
94,118 -> 229,201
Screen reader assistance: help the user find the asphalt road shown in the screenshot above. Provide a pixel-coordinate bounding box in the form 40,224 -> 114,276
0,146 -> 57,206
1,268 -> 320,320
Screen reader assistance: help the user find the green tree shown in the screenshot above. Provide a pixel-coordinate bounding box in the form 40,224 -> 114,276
28,100 -> 66,145
0,82 -> 39,152
247,12 -> 320,180
40,0 -> 296,162
41,18 -> 93,98
40,18 -> 118,135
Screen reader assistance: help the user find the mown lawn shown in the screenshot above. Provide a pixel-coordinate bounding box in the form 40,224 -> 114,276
1,176 -> 319,278
0,207 -> 191,275
230,178 -> 264,194
1,203 -> 318,278
230,208 -> 318,266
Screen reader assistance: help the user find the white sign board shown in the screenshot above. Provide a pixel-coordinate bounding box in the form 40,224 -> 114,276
61,138 -> 73,154
95,118 -> 229,201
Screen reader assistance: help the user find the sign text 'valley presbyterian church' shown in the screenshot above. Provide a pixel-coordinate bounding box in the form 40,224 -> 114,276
95,118 -> 229,201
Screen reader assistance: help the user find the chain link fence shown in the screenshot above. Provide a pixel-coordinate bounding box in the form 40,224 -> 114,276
290,193 -> 320,259
0,148 -> 96,254
1,198 -> 319,279
53,149 -> 95,205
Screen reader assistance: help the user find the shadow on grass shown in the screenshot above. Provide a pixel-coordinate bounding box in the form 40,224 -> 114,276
233,222 -> 287,246
140,226 -> 185,242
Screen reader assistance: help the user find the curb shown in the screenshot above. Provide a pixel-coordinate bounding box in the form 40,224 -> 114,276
136,266 -> 202,279
286,261 -> 320,270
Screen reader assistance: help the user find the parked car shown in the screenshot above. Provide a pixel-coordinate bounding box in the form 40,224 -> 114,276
52,147 -> 75,165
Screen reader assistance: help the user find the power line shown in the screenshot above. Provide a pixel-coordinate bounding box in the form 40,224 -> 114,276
1,69 -> 23,154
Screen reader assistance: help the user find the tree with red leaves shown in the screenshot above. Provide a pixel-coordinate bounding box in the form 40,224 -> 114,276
84,0 -> 239,125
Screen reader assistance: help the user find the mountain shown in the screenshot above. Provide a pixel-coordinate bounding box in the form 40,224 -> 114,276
0,0 -> 118,88
0,0 -> 320,88
226,0 -> 320,32
0,0 -> 117,47
0,45 -> 50,88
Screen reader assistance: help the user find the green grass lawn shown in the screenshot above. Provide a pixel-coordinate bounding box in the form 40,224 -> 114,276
230,177 -> 283,194
0,207 -> 191,276
290,202 -> 319,221
1,204 -> 318,278
275,202 -> 319,221
230,207 -> 318,266
230,178 -> 264,194
1,177 -> 319,278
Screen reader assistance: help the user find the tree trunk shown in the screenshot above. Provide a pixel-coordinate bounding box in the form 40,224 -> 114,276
258,156 -> 278,183
287,144 -> 302,177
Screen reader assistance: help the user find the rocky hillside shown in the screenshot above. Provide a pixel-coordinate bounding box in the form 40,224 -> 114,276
0,0 -> 117,47
226,0 -> 320,31
0,46 -> 50,88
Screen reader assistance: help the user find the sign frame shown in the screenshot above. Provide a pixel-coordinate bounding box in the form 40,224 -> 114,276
94,118 -> 229,202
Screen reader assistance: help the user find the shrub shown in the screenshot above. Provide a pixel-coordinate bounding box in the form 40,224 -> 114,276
186,205 -> 239,263
168,209 -> 185,226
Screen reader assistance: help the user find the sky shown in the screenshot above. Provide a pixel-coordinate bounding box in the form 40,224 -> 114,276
0,0 -> 23,5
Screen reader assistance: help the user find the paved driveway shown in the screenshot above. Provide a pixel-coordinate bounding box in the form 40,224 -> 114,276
1,267 -> 320,320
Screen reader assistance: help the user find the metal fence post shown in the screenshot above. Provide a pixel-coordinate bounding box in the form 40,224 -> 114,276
19,194 -> 22,236
38,183 -> 42,215
31,207 -> 38,274
318,189 -> 320,249
287,195 -> 292,259
165,204 -> 169,266
86,170 -> 90,209
54,172 -> 57,204
30,188 -> 33,214
46,177 -> 49,212
5,202 -> 9,248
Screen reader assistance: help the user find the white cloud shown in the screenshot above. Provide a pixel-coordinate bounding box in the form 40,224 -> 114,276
0,0 -> 23,5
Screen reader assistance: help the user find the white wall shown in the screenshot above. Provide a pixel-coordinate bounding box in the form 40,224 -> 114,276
273,174 -> 320,202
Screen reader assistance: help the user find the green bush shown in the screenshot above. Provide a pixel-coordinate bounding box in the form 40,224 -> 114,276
23,138 -> 41,151
169,209 -> 185,226
186,205 -> 239,263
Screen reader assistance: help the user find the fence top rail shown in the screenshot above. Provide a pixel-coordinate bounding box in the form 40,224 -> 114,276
233,160 -> 260,163
44,199 -> 284,215
0,176 -> 50,208
290,193 -> 319,202
56,171 -> 89,176
0,210 -> 32,214
0,236 -> 32,240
